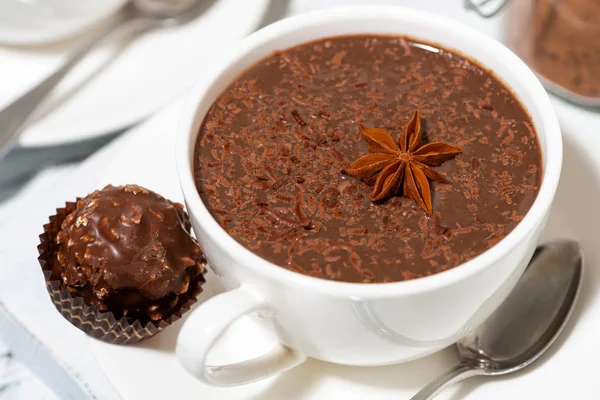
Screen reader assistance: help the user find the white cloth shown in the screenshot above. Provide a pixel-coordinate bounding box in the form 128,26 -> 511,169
0,99 -> 187,400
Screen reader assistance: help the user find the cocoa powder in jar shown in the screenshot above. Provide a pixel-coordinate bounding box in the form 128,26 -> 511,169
505,0 -> 600,99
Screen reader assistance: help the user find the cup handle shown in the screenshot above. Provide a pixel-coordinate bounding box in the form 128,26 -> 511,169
176,285 -> 307,386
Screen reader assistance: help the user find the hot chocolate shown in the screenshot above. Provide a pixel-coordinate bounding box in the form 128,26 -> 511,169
193,35 -> 542,283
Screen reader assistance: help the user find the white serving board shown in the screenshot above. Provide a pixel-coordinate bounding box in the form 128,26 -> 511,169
77,95 -> 600,399
1,90 -> 599,400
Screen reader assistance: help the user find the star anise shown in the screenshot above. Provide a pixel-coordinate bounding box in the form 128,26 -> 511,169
342,111 -> 462,215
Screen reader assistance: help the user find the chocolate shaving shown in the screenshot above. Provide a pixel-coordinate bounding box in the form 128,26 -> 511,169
294,192 -> 311,228
291,110 -> 307,126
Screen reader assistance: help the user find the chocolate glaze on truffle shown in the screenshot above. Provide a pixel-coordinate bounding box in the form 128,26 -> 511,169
52,185 -> 206,322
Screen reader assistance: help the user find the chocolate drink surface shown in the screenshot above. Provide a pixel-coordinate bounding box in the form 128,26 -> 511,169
194,35 -> 542,283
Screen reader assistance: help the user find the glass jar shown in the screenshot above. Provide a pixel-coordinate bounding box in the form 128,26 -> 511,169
466,0 -> 600,107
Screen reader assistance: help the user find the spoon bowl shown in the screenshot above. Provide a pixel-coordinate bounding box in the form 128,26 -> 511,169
128,0 -> 214,25
131,0 -> 199,17
412,240 -> 583,399
459,240 -> 583,375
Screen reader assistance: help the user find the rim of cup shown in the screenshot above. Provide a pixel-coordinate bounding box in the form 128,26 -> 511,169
176,5 -> 562,298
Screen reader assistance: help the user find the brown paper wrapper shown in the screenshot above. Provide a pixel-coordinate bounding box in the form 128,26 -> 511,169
38,201 -> 203,345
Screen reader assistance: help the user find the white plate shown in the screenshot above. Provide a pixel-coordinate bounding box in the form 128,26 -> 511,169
77,91 -> 600,399
0,0 -> 271,147
0,0 -> 126,45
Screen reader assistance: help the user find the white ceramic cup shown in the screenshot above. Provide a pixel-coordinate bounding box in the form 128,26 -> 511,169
175,6 -> 562,387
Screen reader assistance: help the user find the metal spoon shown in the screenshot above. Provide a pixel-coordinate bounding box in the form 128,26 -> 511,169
411,240 -> 583,399
0,0 -> 210,158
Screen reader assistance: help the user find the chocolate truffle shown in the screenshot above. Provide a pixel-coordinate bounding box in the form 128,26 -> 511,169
53,184 -> 206,322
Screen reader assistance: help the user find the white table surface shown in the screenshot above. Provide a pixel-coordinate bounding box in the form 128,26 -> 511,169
1,1 -> 599,399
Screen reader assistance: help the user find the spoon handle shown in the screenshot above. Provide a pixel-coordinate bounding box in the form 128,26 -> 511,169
410,362 -> 481,400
